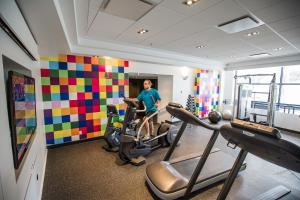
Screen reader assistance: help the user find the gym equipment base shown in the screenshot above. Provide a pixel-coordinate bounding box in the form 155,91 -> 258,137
146,149 -> 246,200
102,145 -> 119,152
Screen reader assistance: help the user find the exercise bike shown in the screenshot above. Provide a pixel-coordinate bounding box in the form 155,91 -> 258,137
118,98 -> 178,166
102,104 -> 123,152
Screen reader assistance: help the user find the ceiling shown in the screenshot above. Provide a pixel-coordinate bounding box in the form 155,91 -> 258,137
17,0 -> 300,69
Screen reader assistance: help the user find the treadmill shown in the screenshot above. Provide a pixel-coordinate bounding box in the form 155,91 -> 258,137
145,103 -> 246,200
217,119 -> 300,200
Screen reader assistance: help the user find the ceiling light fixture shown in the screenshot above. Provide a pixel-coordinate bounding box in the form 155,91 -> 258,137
196,45 -> 207,48
217,16 -> 261,34
249,53 -> 271,58
137,29 -> 149,34
183,0 -> 198,6
273,47 -> 283,51
246,31 -> 260,37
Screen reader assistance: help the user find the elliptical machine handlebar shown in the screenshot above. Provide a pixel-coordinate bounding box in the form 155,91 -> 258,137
136,107 -> 167,141
123,97 -> 146,113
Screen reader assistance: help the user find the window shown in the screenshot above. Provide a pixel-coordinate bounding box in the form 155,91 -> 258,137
280,85 -> 300,105
236,65 -> 300,115
279,65 -> 300,112
282,65 -> 300,83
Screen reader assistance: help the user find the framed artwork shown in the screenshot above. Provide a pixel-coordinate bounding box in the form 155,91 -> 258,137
7,71 -> 37,169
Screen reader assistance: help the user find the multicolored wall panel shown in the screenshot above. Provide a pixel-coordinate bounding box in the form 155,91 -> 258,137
40,54 -> 129,146
194,69 -> 220,118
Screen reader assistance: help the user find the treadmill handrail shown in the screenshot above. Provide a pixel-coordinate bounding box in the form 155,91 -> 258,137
220,124 -> 300,173
166,104 -> 219,131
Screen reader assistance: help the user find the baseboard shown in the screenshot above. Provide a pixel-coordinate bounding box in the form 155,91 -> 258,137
276,126 -> 300,135
47,136 -> 103,149
39,149 -> 47,200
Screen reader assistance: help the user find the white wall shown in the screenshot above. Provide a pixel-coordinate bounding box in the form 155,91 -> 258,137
0,176 -> 3,200
157,75 -> 173,122
0,1 -> 47,200
129,61 -> 194,107
220,70 -> 235,112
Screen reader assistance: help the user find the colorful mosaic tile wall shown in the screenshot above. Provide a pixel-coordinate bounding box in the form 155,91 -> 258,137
40,54 -> 129,145
194,69 -> 220,118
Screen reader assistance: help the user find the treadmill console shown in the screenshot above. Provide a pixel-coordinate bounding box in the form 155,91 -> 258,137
231,119 -> 281,139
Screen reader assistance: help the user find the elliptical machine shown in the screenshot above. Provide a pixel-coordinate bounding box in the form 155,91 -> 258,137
118,98 -> 178,166
102,104 -> 123,152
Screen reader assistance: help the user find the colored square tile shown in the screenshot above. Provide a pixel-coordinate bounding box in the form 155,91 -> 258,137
91,56 -> 98,64
77,78 -> 84,85
42,85 -> 51,94
85,92 -> 92,99
53,124 -> 63,131
49,61 -> 59,69
50,77 -> 59,85
84,56 -> 91,64
50,69 -> 59,77
69,85 -> 77,93
84,64 -> 92,71
59,62 -> 67,70
50,85 -> 60,93
59,70 -> 68,78
68,70 -> 76,78
41,77 -> 50,85
76,56 -> 84,64
41,69 -> 50,77
59,78 -> 69,85
58,55 -> 67,62
67,55 -> 76,62
76,64 -> 84,71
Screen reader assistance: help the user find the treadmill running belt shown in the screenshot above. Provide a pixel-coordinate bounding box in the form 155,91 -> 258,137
146,151 -> 239,193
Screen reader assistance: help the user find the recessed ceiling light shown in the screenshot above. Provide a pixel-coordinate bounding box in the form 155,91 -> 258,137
249,53 -> 271,58
273,47 -> 283,51
246,31 -> 260,37
196,45 -> 207,48
137,29 -> 149,34
183,0 -> 198,6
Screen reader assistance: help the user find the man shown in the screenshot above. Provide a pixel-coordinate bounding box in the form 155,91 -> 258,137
137,80 -> 161,140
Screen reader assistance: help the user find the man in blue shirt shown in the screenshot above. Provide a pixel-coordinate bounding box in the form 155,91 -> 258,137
137,80 -> 161,140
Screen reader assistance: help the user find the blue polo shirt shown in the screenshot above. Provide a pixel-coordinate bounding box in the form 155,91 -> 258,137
137,88 -> 161,113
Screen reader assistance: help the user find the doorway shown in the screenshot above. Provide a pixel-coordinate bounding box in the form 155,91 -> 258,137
129,75 -> 158,123
129,78 -> 158,98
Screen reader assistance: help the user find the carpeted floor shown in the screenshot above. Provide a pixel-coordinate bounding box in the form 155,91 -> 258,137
42,125 -> 300,200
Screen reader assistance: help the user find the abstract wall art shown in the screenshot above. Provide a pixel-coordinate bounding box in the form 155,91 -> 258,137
40,54 -> 129,146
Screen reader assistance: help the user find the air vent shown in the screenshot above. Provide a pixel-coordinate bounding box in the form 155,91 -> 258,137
249,53 -> 271,58
100,0 -> 158,21
217,16 -> 262,34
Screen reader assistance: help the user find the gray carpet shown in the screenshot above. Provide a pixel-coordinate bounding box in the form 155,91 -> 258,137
42,125 -> 300,200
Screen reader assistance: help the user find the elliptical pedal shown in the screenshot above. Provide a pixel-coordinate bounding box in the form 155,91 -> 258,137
131,156 -> 146,166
